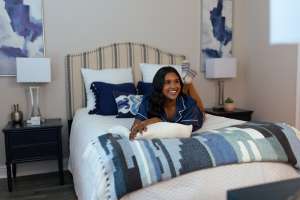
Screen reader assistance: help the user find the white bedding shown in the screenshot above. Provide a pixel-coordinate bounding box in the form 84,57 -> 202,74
69,108 -> 300,200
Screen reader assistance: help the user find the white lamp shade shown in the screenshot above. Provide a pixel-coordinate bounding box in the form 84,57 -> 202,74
16,58 -> 51,83
270,0 -> 300,44
205,57 -> 237,79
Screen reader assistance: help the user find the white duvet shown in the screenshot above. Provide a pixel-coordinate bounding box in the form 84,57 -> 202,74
69,108 -> 245,199
69,108 -> 300,200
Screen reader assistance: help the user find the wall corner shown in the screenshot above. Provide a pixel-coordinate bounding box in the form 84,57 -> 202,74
296,45 -> 300,129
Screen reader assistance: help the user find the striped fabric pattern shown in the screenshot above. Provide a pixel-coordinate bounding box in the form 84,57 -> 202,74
65,43 -> 186,118
91,122 -> 300,200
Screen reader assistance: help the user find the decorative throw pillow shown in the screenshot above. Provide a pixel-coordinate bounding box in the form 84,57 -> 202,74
89,82 -> 136,115
137,81 -> 153,95
139,63 -> 182,83
113,92 -> 143,118
135,122 -> 193,139
81,68 -> 133,110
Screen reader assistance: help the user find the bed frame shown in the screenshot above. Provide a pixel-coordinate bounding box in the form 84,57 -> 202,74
65,42 -> 186,127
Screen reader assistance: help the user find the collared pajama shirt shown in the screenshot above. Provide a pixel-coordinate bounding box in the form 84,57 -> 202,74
135,95 -> 204,131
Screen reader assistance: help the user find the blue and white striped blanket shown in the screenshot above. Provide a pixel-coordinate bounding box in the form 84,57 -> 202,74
90,122 -> 300,200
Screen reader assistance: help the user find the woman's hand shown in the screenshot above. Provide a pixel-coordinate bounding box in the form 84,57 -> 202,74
130,121 -> 147,140
129,117 -> 162,140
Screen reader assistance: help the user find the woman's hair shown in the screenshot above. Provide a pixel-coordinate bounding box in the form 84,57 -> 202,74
148,66 -> 184,118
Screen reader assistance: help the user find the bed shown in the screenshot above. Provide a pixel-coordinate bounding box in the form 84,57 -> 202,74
66,43 -> 300,200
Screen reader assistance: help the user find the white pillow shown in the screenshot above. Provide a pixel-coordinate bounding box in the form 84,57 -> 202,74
139,63 -> 183,83
81,68 -> 133,110
136,122 -> 192,139
108,125 -> 131,138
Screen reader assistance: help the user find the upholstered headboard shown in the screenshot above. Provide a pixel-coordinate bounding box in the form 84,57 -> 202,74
65,42 -> 186,119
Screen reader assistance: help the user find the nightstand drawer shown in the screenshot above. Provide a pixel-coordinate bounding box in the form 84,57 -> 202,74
8,128 -> 58,146
205,108 -> 253,121
223,113 -> 252,121
11,143 -> 58,162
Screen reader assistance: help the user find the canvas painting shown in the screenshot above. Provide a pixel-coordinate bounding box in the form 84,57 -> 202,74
0,0 -> 44,76
201,0 -> 233,71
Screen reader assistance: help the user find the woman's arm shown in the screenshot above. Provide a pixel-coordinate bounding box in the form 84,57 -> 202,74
183,83 -> 205,113
129,117 -> 162,139
181,106 -> 204,132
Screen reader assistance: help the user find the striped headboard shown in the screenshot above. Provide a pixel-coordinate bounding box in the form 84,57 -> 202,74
65,42 -> 186,119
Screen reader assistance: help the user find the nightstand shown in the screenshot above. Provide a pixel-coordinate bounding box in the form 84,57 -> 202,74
205,108 -> 253,121
2,118 -> 64,192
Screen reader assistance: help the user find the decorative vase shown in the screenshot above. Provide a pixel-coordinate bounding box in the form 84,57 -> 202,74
224,103 -> 235,112
11,104 -> 23,124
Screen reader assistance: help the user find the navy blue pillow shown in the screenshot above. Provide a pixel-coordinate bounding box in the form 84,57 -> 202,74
89,82 -> 136,115
137,81 -> 153,95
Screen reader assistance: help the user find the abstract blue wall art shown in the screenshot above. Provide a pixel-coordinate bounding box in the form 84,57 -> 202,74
0,0 -> 44,76
201,0 -> 233,71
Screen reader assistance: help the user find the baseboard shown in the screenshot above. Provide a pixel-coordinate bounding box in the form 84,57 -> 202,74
0,159 -> 68,179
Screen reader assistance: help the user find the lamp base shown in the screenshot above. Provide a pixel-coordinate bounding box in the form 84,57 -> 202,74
27,116 -> 41,126
26,86 -> 42,125
29,86 -> 41,117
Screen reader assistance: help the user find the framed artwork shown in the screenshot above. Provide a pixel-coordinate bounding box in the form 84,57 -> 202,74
201,0 -> 233,71
0,0 -> 44,76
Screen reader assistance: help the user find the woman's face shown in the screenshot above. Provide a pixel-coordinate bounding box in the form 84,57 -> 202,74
162,72 -> 181,100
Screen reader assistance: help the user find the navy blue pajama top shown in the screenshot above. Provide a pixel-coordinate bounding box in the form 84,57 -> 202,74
135,95 -> 204,131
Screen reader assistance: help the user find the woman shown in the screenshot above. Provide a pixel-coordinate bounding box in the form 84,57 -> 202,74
130,66 -> 204,139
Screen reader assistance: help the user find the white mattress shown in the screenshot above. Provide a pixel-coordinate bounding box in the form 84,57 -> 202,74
69,108 -> 300,200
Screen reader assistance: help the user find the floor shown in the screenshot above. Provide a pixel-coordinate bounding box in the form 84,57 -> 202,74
0,172 -> 77,200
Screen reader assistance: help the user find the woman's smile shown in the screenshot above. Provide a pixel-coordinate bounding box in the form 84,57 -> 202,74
163,72 -> 181,100
168,89 -> 179,96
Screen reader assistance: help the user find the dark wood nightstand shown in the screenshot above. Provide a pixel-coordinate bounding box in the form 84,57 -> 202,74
2,118 -> 64,192
205,108 -> 254,121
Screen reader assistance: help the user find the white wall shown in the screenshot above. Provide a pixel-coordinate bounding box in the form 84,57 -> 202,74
243,0 -> 298,125
297,45 -> 300,129
0,0 -> 248,173
226,0 -> 247,108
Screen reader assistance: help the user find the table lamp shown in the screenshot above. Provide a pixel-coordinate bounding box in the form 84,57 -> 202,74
205,57 -> 237,110
16,58 -> 51,125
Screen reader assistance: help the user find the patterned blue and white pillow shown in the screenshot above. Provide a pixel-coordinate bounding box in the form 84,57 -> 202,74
114,91 -> 143,118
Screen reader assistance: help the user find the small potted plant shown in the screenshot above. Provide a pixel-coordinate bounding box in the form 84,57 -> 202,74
224,97 -> 235,112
